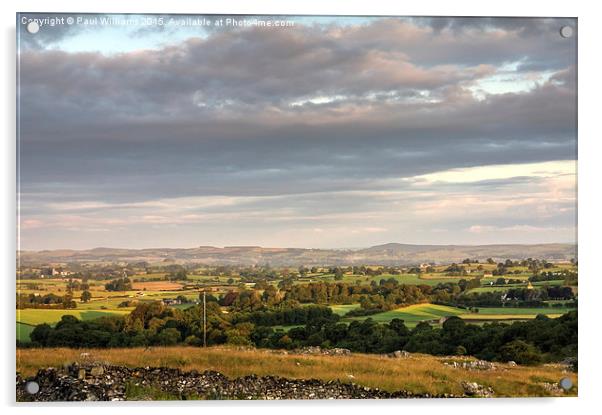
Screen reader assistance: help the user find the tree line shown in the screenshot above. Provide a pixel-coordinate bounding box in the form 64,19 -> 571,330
16,293 -> 77,309
24,300 -> 577,366
223,280 -> 574,312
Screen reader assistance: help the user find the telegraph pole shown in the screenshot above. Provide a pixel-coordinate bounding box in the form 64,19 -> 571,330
203,290 -> 207,347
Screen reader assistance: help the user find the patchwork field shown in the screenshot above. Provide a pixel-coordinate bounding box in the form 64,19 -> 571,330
469,280 -> 566,294
16,259 -> 578,400
318,273 -> 474,286
311,271 -> 567,289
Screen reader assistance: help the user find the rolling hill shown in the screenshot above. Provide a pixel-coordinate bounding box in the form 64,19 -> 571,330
18,242 -> 576,266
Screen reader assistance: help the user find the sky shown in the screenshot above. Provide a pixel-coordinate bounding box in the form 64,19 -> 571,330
17,14 -> 577,250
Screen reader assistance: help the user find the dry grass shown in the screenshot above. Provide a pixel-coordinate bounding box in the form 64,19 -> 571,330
17,346 -> 577,397
131,281 -> 185,291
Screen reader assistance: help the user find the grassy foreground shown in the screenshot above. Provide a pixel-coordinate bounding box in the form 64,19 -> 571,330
17,346 -> 577,397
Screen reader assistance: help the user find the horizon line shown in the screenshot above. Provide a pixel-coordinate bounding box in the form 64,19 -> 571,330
17,241 -> 578,252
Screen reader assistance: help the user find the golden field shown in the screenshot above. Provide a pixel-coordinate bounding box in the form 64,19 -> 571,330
17,346 -> 577,397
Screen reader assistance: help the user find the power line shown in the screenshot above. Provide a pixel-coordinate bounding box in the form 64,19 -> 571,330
203,290 -> 207,348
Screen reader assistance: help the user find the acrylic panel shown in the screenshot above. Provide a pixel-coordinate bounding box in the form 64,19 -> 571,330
16,13 -> 577,401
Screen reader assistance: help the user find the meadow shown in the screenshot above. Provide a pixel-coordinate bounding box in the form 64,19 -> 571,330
330,304 -> 361,316
16,309 -> 131,342
342,303 -> 465,324
337,303 -> 574,326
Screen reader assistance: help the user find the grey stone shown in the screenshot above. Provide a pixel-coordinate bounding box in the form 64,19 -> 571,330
17,363 -> 465,401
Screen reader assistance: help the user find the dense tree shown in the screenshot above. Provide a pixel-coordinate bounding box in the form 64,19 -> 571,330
17,293 -> 77,309
104,277 -> 132,292
80,290 -> 92,303
23,299 -> 577,366
168,270 -> 188,281
499,340 -> 542,365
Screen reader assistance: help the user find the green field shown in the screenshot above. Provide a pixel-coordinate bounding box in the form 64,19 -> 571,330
340,303 -> 574,326
17,309 -> 132,341
531,280 -> 565,286
16,322 -> 35,343
314,272 -> 552,288
461,306 -> 572,315
468,286 -> 518,294
330,304 -> 361,316
317,273 -> 477,286
271,324 -> 303,332
76,297 -> 136,310
169,303 -> 198,310
468,280 -> 566,294
343,303 -> 466,325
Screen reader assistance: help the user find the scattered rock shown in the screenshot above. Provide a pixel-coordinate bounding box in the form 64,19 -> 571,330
294,346 -> 351,356
469,360 -> 496,370
16,363 -> 470,401
507,361 -> 517,367
461,381 -> 494,398
540,382 -> 565,395
444,359 -> 496,371
560,357 -> 578,372
329,348 -> 352,356
77,368 -> 86,380
385,350 -> 410,358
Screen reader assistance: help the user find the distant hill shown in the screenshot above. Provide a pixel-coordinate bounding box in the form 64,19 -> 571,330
18,243 -> 577,266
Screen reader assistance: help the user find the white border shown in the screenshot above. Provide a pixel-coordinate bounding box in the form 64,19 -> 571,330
2,1 -> 601,414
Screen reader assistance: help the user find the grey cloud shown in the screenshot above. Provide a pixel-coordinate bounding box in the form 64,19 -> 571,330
18,74 -> 576,203
18,17 -> 576,119
17,16 -> 577,248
